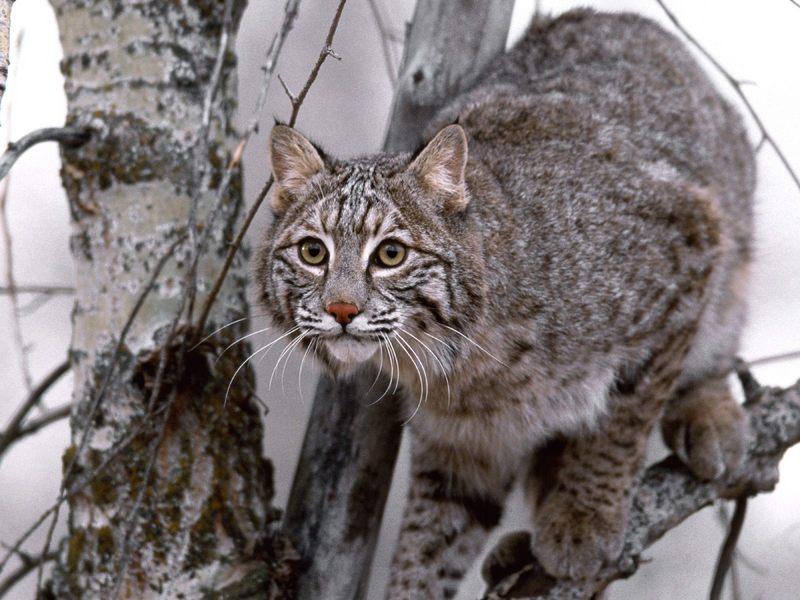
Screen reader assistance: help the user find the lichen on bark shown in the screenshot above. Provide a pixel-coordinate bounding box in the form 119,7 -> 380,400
48,0 -> 288,597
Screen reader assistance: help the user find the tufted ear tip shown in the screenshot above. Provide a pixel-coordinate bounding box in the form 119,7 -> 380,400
269,125 -> 325,214
409,124 -> 469,213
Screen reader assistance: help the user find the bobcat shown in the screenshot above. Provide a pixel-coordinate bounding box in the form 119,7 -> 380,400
255,9 -> 754,598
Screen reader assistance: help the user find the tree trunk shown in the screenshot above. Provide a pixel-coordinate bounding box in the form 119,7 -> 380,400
282,2 -> 514,599
49,1 -> 288,597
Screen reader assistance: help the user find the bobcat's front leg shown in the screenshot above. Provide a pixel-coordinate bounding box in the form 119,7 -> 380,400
386,449 -> 511,599
529,424 -> 646,580
529,328 -> 695,579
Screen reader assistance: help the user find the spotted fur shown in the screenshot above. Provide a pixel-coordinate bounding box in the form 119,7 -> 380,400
254,9 -> 754,598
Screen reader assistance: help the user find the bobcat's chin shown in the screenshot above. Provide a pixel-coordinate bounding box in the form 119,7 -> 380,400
324,336 -> 379,365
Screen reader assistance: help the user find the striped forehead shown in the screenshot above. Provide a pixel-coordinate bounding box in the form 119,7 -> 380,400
318,166 -> 394,237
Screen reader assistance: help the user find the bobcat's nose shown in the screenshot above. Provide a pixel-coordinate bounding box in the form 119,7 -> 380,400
326,302 -> 360,325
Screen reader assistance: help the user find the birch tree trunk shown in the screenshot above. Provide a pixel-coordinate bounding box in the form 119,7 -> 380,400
282,2 -> 514,599
48,1 -> 288,597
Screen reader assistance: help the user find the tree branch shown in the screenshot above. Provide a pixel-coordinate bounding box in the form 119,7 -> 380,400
0,550 -> 57,599
482,368 -> 800,599
0,126 -> 90,181
709,496 -> 747,600
0,360 -> 70,460
0,284 -> 75,295
384,0 -> 515,151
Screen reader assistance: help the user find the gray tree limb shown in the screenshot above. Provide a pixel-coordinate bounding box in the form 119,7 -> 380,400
282,2 -> 514,599
483,367 -> 800,599
0,126 -> 90,181
384,0 -> 515,152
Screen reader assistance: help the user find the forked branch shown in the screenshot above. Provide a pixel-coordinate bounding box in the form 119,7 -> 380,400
0,360 -> 70,460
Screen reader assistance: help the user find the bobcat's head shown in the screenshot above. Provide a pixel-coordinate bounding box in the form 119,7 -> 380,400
254,124 -> 485,375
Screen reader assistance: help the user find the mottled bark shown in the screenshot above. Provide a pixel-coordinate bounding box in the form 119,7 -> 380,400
483,369 -> 800,600
0,0 -> 11,113
282,2 -> 514,599
49,1 -> 287,598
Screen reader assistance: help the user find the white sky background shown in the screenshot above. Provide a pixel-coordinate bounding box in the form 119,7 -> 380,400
0,0 -> 798,598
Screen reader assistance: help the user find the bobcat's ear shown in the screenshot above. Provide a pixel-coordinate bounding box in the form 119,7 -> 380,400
409,124 -> 469,214
269,125 -> 325,214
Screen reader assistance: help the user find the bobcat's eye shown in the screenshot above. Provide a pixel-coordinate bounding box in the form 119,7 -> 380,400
375,240 -> 406,268
299,238 -> 328,265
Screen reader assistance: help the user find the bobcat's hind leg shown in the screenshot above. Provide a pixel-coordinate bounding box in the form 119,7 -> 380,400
661,377 -> 747,480
386,452 -> 512,599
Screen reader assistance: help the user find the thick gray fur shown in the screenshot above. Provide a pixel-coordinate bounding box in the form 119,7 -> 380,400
255,9 -> 755,598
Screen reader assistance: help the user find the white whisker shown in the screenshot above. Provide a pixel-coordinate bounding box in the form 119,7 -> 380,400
298,337 -> 317,400
256,326 -> 301,367
422,330 -> 458,354
397,333 -> 429,402
215,326 -> 272,364
395,333 -> 426,425
269,330 -> 308,392
280,331 -> 310,396
372,334 -> 396,405
365,338 -> 385,399
441,324 -> 510,367
384,333 -> 401,394
400,327 -> 451,408
190,312 -> 272,351
225,342 -> 272,407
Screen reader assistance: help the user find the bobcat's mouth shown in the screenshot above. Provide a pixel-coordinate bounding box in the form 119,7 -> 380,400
324,335 -> 379,364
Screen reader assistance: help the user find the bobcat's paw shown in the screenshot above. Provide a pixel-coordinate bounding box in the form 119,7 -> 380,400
662,388 -> 747,480
532,496 -> 625,580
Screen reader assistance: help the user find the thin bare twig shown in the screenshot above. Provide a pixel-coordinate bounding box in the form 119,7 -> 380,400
190,0 -> 301,339
709,497 -> 748,600
0,360 -> 70,459
0,550 -> 57,599
57,233 -> 185,484
745,349 -> 800,368
194,0 -> 348,340
0,149 -> 31,395
367,0 -> 399,84
15,404 -> 71,439
184,0 -> 235,324
0,400 -> 173,578
655,0 -> 800,196
0,126 -> 91,181
283,0 -> 347,124
0,285 -> 75,295
0,17 -> 36,396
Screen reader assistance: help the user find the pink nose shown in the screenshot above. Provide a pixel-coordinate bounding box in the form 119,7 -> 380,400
327,302 -> 359,325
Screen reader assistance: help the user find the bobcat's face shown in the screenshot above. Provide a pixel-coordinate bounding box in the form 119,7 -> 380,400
255,125 -> 484,374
